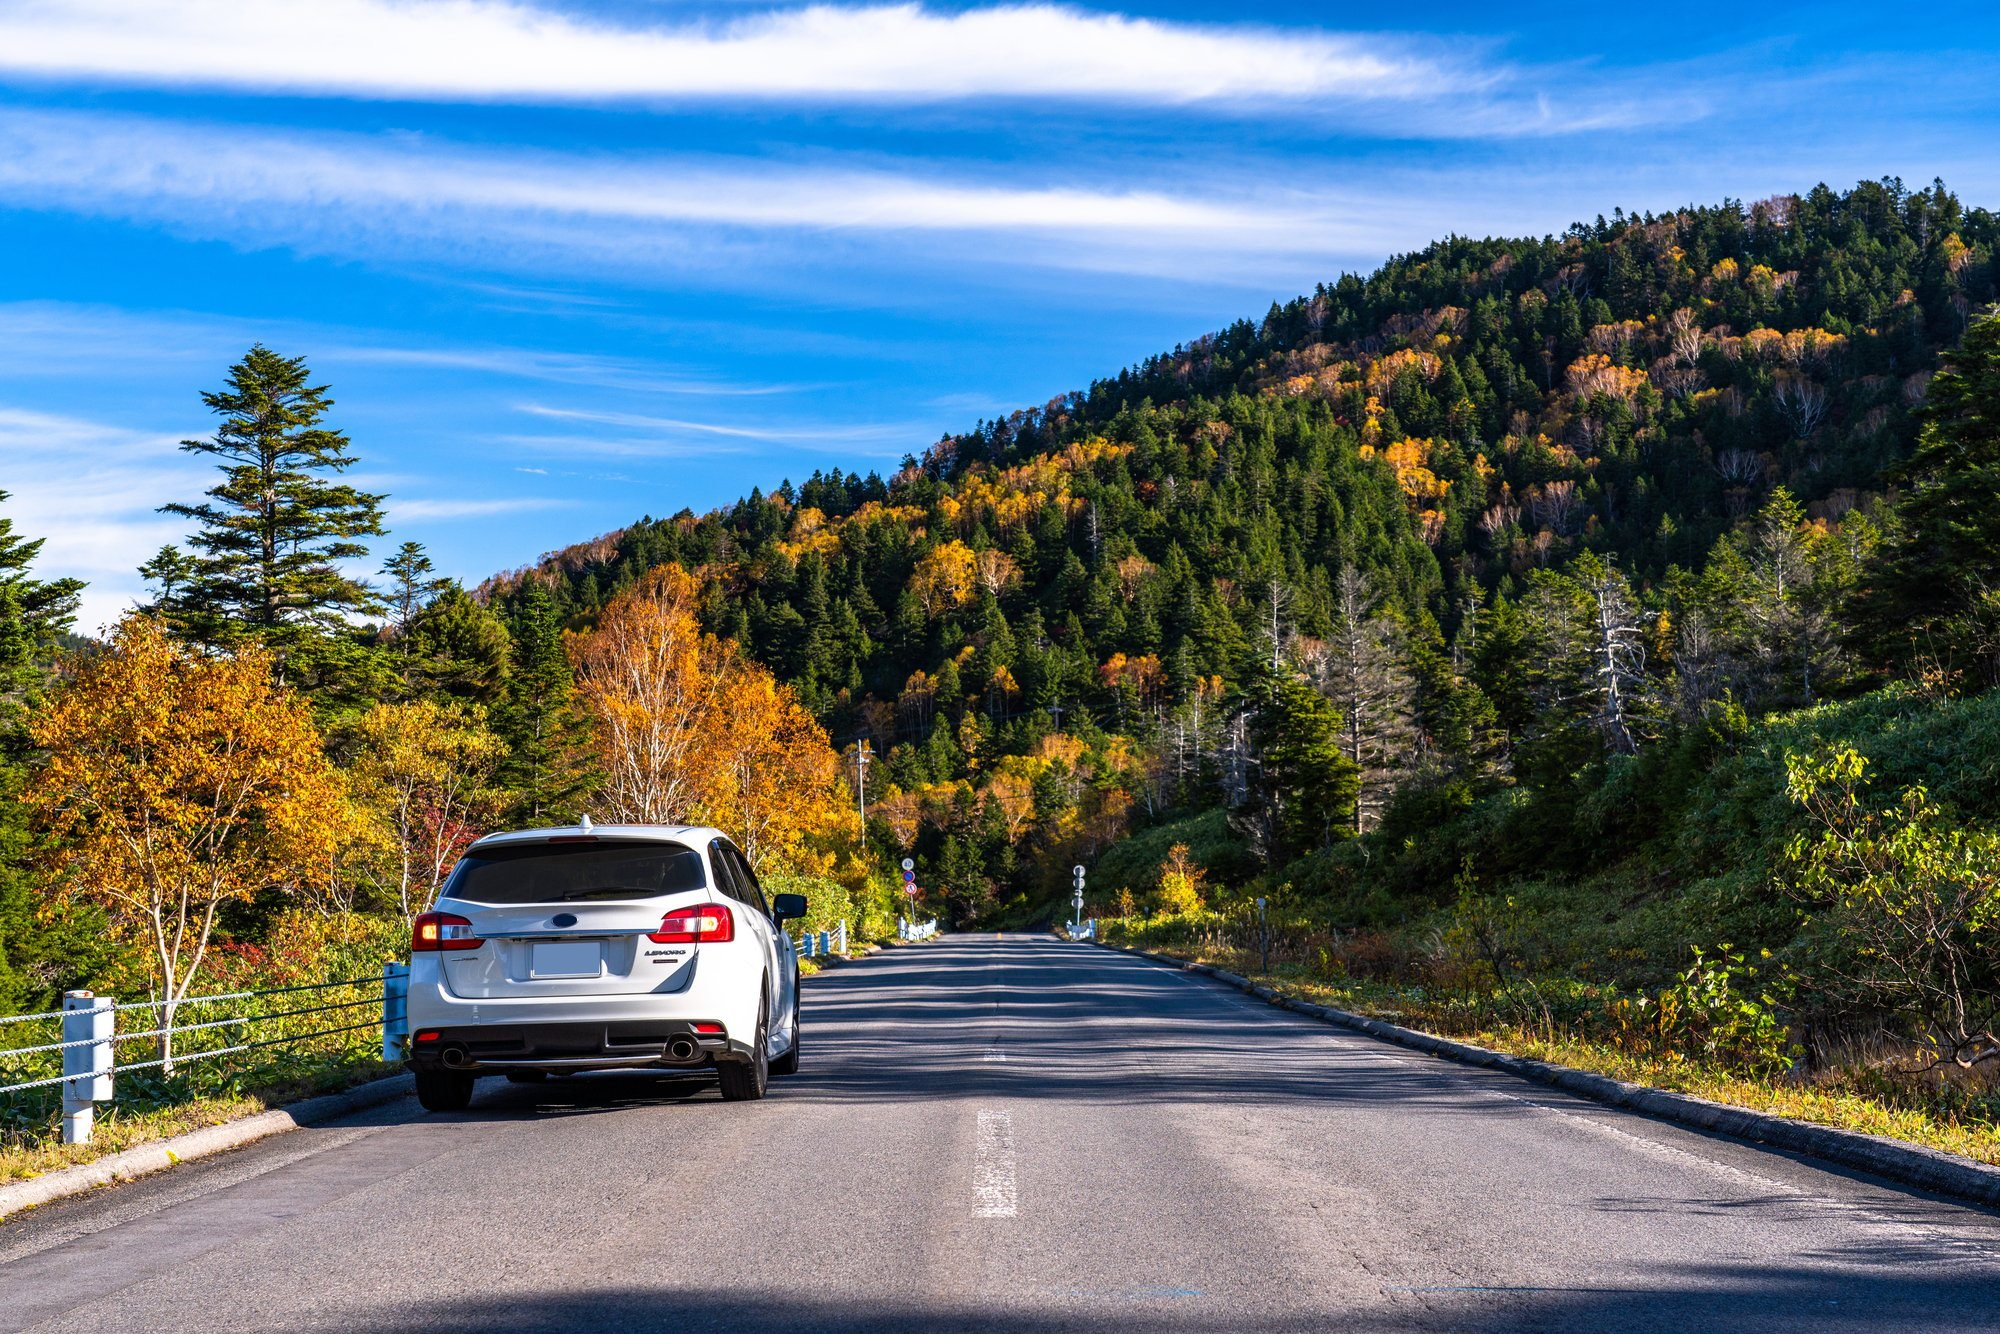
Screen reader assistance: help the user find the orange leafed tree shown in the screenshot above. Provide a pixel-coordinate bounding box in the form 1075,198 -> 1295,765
709,668 -> 856,872
31,616 -> 354,1070
572,565 -> 857,873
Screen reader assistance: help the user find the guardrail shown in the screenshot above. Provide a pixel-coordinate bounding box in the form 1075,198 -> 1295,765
794,921 -> 850,959
900,917 -> 939,941
0,966 -> 400,1146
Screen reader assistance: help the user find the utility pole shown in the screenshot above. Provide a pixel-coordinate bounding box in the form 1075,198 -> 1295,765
1256,896 -> 1269,976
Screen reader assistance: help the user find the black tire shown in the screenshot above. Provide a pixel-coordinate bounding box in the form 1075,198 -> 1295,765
717,997 -> 769,1101
415,1067 -> 476,1112
505,1070 -> 548,1084
770,991 -> 801,1077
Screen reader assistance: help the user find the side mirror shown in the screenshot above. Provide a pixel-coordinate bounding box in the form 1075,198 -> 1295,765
771,893 -> 808,924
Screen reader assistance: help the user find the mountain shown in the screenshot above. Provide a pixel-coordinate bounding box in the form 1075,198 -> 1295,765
484,177 -> 1999,927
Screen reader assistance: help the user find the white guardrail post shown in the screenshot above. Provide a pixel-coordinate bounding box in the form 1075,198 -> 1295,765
381,962 -> 409,1062
836,920 -> 848,953
60,991 -> 114,1145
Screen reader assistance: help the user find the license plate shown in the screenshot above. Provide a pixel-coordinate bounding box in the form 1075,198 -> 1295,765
530,940 -> 601,979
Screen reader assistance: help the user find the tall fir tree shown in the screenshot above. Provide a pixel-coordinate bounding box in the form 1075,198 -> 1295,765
159,346 -> 388,679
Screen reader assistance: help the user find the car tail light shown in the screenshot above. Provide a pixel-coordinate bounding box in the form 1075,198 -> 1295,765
691,1022 -> 725,1035
412,911 -> 482,952
648,902 -> 735,943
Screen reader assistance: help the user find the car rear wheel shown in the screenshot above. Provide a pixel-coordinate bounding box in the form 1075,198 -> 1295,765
717,998 -> 769,1101
770,992 -> 801,1077
415,1068 -> 476,1112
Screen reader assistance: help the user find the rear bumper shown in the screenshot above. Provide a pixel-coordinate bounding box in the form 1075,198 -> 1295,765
408,1019 -> 746,1073
405,949 -> 763,1068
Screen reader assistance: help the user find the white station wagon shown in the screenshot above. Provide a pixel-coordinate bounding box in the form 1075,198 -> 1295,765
404,823 -> 805,1111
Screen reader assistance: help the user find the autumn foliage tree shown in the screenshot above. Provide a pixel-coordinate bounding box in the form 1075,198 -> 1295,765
346,700 -> 507,919
30,617 -> 353,1069
572,566 -> 857,874
572,566 -> 732,826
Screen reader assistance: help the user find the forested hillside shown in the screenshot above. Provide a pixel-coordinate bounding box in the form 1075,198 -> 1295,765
484,179 -> 2000,934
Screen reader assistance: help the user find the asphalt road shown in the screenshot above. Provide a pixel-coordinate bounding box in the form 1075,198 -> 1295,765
7,935 -> 2000,1332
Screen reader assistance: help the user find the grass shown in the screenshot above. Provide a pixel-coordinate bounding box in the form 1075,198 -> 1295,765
1131,942 -> 2000,1169
1,1052 -> 400,1184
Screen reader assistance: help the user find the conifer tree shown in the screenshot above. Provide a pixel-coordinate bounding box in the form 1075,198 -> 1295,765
0,491 -> 82,720
407,584 -> 511,704
497,582 -> 593,821
1853,308 -> 2000,682
382,541 -> 450,642
0,495 -> 95,1010
160,346 -> 387,668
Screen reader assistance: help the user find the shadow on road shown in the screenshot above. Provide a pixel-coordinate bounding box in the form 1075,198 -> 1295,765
306,1264 -> 2000,1333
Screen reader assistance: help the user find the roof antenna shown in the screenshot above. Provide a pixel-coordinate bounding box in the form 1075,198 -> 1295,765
580,813 -> 594,833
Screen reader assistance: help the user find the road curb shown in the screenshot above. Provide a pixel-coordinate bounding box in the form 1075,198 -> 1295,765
1102,942 -> 2000,1210
0,1072 -> 414,1221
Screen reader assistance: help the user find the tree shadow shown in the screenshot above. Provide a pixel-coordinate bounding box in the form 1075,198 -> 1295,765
301,1260 -> 2000,1333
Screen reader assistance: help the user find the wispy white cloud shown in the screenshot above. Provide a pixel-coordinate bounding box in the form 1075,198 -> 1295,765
0,404 -> 208,633
0,107 -> 1287,235
517,403 -> 915,445
0,300 -> 816,399
391,496 -> 573,520
0,108 -> 1420,281
0,0 -> 1450,106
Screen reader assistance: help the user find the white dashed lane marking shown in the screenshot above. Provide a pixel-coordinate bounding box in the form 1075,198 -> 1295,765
973,1109 -> 1017,1217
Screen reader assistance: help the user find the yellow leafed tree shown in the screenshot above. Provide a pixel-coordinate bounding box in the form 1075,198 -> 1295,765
31,616 -> 354,1070
347,699 -> 508,919
1155,843 -> 1207,916
907,540 -> 979,619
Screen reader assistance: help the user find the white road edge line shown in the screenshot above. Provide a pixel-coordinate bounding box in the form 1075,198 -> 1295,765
973,1108 -> 1017,1218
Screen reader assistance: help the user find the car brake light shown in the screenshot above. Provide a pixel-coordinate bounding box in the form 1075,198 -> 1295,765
415,1031 -> 442,1043
691,1022 -> 725,1035
412,911 -> 482,952
648,902 -> 735,943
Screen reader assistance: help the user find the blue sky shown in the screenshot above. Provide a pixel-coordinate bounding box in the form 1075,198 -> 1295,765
0,0 -> 1995,630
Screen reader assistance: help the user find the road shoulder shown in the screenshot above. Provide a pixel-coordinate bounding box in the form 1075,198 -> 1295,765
1101,941 -> 2000,1212
0,1074 -> 414,1222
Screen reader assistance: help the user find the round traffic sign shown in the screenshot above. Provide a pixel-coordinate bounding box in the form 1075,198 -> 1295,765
901,857 -> 915,871
905,885 -> 918,896
1072,864 -> 1085,877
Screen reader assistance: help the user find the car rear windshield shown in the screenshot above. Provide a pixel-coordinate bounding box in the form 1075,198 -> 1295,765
442,840 -> 708,904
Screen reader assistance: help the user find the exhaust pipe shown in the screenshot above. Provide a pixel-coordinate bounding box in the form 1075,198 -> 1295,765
664,1036 -> 700,1062
440,1045 -> 473,1069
